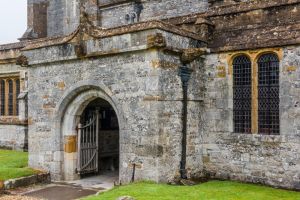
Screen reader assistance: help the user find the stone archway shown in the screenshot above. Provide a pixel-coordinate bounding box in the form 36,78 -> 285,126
54,81 -> 124,181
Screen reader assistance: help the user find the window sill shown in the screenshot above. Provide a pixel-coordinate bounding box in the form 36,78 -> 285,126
232,132 -> 280,136
0,117 -> 27,125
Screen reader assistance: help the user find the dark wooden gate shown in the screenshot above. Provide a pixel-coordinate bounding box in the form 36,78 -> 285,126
77,111 -> 99,174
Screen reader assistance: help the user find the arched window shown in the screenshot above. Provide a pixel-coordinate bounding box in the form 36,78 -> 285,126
0,80 -> 5,116
258,53 -> 280,135
8,79 -> 14,116
0,77 -> 21,117
233,55 -> 252,133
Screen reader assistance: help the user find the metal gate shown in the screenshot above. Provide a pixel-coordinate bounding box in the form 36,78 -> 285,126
77,111 -> 99,174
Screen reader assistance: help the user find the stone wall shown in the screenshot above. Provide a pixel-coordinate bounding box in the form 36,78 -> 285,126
47,0 -> 80,37
26,0 -> 48,39
45,0 -> 62,37
1,0 -> 299,190
208,0 -> 252,7
207,0 -> 300,52
99,0 -> 208,28
154,52 -> 204,181
24,29 -> 203,182
201,46 -> 300,190
0,62 -> 28,151
0,125 -> 27,150
26,0 -> 208,37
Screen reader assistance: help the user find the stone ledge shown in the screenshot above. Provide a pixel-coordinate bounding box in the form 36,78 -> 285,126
206,0 -> 300,17
0,117 -> 28,126
99,0 -> 132,9
22,20 -> 203,52
0,173 -> 50,191
0,41 -> 27,51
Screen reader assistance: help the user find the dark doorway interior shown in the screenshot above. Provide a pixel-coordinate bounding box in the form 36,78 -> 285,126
80,98 -> 119,176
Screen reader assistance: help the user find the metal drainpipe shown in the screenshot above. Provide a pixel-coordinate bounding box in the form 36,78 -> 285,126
178,65 -> 193,179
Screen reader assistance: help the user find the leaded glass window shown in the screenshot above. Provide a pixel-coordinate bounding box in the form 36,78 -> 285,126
233,55 -> 252,133
0,80 -> 5,115
8,80 -> 14,116
16,79 -> 20,115
0,78 -> 20,116
258,53 -> 280,135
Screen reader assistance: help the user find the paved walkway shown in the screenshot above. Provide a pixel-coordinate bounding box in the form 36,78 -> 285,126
0,173 -> 119,200
23,185 -> 97,200
65,171 -> 119,190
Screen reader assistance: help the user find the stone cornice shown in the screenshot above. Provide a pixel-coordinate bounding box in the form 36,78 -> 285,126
207,0 -> 300,17
162,0 -> 300,25
85,20 -> 203,40
0,48 -> 21,64
1,0 -> 300,56
99,0 -> 133,9
210,22 -> 300,52
21,20 -> 204,52
0,41 -> 27,51
0,58 -> 17,65
22,29 -> 80,51
0,117 -> 28,126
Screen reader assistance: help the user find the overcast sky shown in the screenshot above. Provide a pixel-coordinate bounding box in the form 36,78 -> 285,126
0,1 -> 27,44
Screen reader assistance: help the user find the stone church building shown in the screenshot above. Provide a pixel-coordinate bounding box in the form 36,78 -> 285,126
0,0 -> 299,190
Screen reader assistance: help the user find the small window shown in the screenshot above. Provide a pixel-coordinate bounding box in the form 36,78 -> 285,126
0,78 -> 20,116
258,53 -> 280,135
233,55 -> 252,133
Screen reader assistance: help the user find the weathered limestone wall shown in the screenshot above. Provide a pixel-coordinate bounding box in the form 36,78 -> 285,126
47,0 -> 80,37
99,0 -> 208,28
43,0 -> 63,37
24,29 -> 203,182
0,125 -> 27,150
201,47 -> 300,190
154,52 -> 205,181
208,0 -> 252,7
26,0 -> 48,39
208,1 -> 300,52
0,60 -> 28,151
31,0 -> 208,37
26,52 -> 159,181
64,0 -> 81,35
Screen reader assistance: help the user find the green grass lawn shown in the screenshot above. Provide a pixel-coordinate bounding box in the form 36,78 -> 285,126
0,149 -> 39,181
84,181 -> 300,200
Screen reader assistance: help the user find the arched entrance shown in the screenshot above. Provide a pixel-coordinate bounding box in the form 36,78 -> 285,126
77,98 -> 119,177
58,85 -> 123,182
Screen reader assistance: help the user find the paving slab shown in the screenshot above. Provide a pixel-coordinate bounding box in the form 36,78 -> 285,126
3,173 -> 119,200
65,172 -> 119,190
23,185 -> 97,200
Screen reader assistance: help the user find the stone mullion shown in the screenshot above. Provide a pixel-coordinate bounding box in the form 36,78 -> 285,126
251,61 -> 258,134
